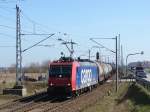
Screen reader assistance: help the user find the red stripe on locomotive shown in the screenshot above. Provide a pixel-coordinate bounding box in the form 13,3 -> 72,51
71,61 -> 79,91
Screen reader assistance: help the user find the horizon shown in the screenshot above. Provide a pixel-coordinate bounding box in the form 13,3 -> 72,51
0,0 -> 150,67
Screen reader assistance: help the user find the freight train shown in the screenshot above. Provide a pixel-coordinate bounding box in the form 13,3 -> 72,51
47,57 -> 115,96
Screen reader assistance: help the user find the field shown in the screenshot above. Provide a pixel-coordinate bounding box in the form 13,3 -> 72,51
0,73 -> 47,83
0,73 -> 47,105
0,72 -> 150,112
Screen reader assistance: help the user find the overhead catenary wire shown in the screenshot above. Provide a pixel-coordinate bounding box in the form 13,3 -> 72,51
0,8 -> 15,16
0,5 -> 15,12
37,44 -> 55,47
20,10 -> 61,33
21,12 -> 45,33
0,14 -> 15,22
0,1 -> 58,34
0,0 -> 17,2
0,24 -> 33,33
0,1 -> 17,4
90,38 -> 116,53
22,33 -> 55,52
0,0 -> 23,3
0,24 -> 16,30
0,33 -> 15,39
0,33 -> 29,42
0,45 -> 15,47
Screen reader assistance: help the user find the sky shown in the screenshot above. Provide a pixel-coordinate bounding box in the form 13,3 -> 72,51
0,0 -> 150,67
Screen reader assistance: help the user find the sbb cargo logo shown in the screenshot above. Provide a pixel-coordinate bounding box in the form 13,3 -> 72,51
81,69 -> 92,85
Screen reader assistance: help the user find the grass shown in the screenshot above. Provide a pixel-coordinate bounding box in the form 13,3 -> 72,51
123,83 -> 150,112
0,94 -> 20,100
82,83 -> 150,112
0,82 -> 16,90
82,83 -> 131,112
0,81 -> 47,105
145,68 -> 150,73
23,81 -> 48,95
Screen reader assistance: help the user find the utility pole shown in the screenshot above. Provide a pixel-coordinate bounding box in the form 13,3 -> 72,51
118,34 -> 121,66
15,5 -> 55,87
121,45 -> 124,76
88,49 -> 91,60
116,36 -> 118,92
118,34 -> 120,83
16,5 -> 22,86
107,57 -> 109,63
70,40 -> 74,58
90,37 -> 119,92
9,4 -> 55,96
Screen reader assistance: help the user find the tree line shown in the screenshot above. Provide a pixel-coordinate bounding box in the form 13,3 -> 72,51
0,60 -> 50,73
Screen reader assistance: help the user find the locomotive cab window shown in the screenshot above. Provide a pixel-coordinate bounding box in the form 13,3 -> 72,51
49,65 -> 72,78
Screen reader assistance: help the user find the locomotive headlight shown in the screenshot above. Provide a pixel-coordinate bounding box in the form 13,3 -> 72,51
67,83 -> 71,86
50,83 -> 54,86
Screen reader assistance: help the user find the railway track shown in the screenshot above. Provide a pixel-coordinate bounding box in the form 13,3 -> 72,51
0,92 -> 70,112
18,82 -> 113,112
0,91 -> 47,111
9,93 -> 49,112
36,83 -> 112,112
23,98 -> 71,112
49,83 -> 113,112
0,81 -> 114,112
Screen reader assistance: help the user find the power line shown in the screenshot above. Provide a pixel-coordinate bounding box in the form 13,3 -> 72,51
37,44 -> 55,47
0,24 -> 15,30
0,0 -> 22,3
20,11 -> 49,34
21,33 -> 55,36
20,11 -> 60,33
22,33 -> 55,52
0,1 -> 17,3
20,11 -> 35,24
0,5 -> 15,13
21,11 -> 48,29
0,24 -> 33,33
0,33 -> 15,39
90,38 -> 116,53
0,33 -> 29,42
0,14 -> 15,22
0,45 -> 15,47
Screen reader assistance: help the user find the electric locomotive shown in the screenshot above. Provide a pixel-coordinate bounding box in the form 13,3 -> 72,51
47,57 -> 114,96
47,57 -> 99,96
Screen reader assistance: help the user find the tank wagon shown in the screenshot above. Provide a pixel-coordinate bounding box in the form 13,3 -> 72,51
95,62 -> 113,82
47,57 -> 114,96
